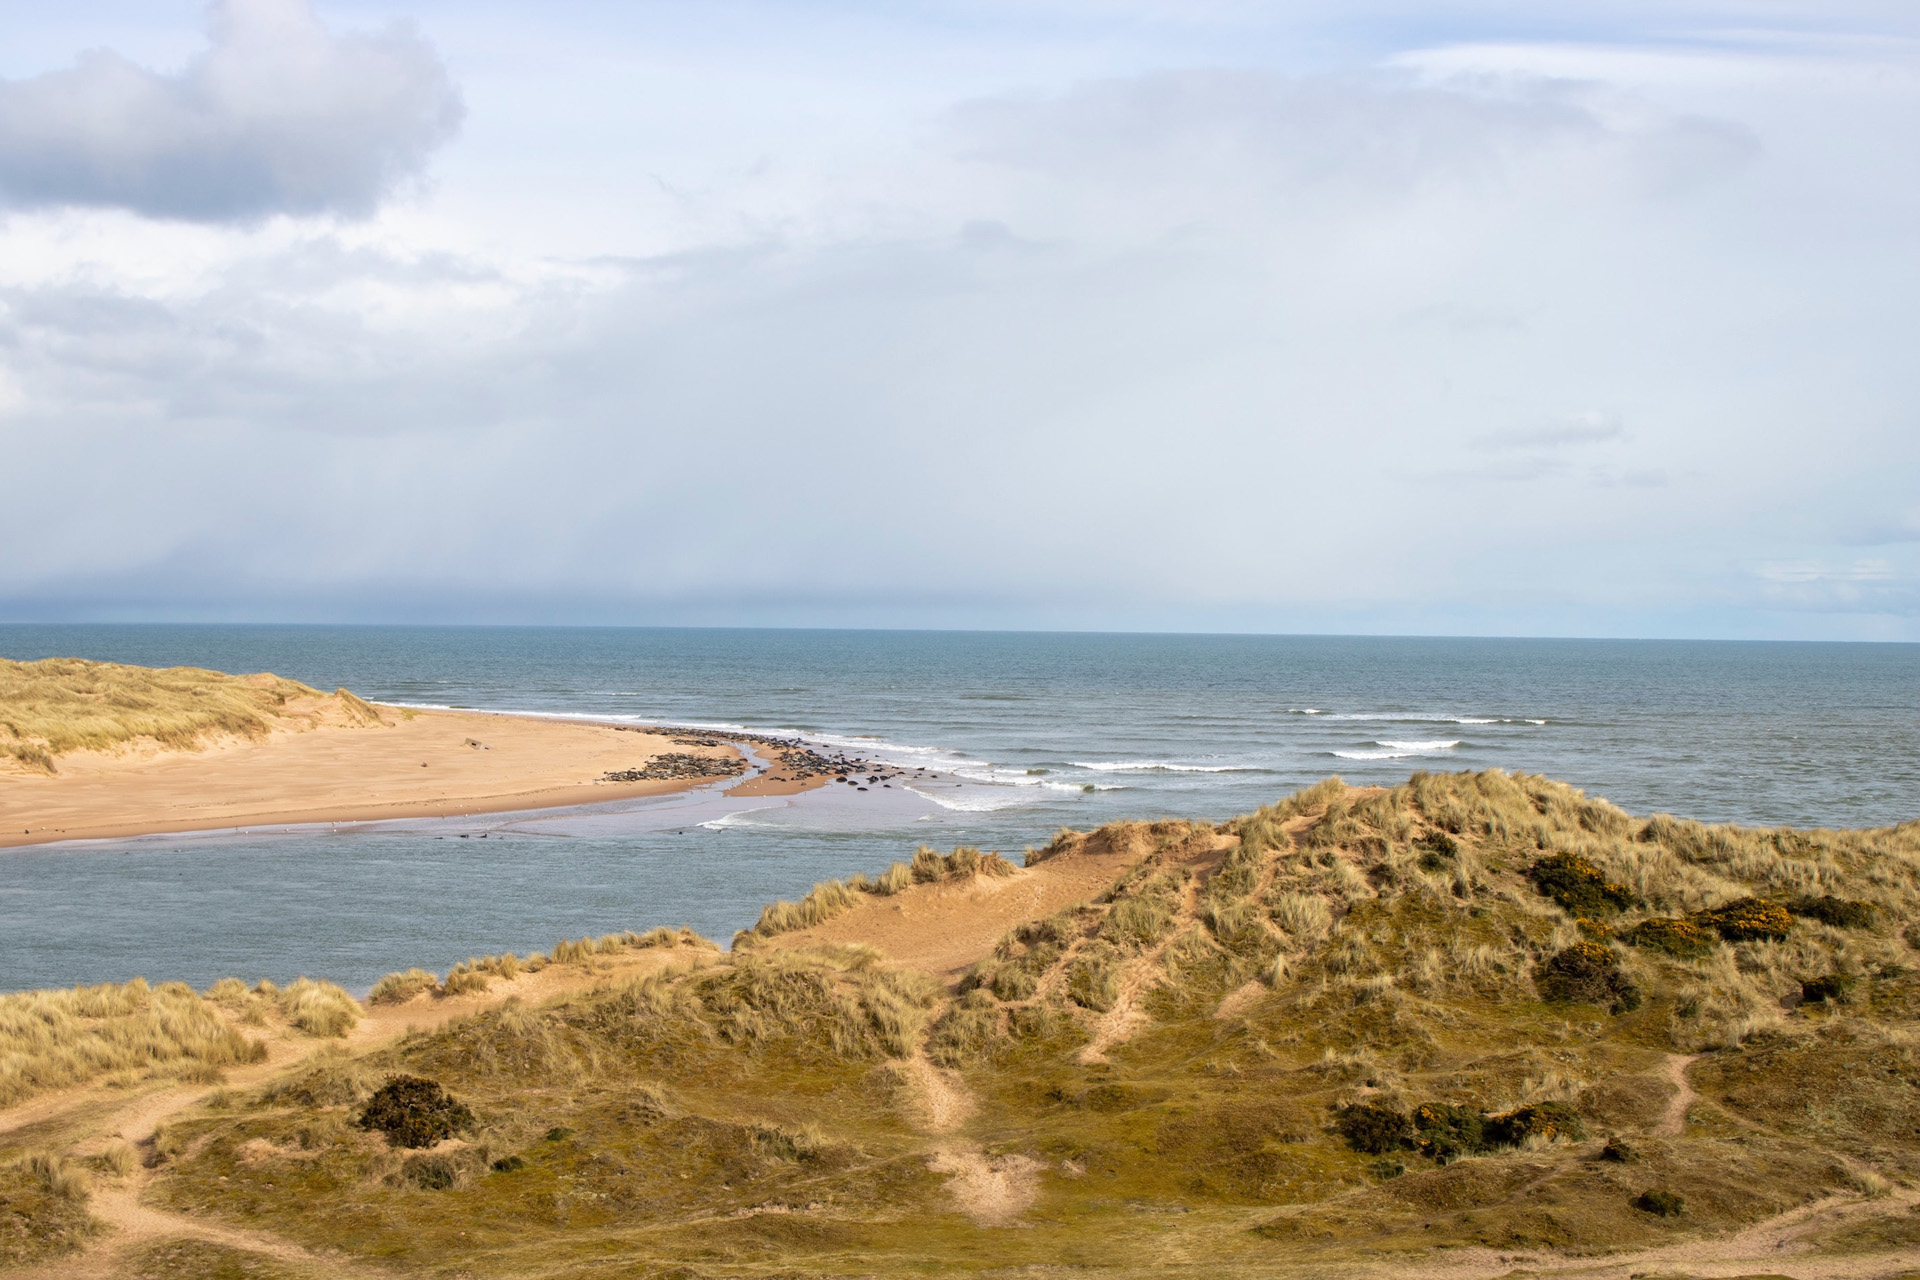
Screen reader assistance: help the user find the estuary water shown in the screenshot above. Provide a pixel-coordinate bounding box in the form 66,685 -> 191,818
1,626 -> 1914,993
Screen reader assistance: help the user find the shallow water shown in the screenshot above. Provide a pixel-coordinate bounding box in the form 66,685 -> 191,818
1,626 -> 1914,992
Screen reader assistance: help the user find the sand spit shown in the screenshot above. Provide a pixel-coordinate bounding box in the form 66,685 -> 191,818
0,700 -> 744,849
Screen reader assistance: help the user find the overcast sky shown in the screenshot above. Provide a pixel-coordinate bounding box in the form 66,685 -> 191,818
0,0 -> 1914,638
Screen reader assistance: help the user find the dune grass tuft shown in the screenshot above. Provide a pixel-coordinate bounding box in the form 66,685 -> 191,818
369,969 -> 441,1006
275,979 -> 361,1038
0,979 -> 267,1108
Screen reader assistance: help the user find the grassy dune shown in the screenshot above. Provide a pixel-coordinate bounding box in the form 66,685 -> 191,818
8,772 -> 1920,1277
0,656 -> 384,774
0,978 -> 369,1110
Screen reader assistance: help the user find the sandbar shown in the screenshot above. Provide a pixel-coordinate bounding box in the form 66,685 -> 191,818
0,699 -> 773,849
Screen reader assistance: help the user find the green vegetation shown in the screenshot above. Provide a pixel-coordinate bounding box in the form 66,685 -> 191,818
0,656 -> 362,773
1621,915 -> 1716,959
359,1076 -> 476,1148
1535,941 -> 1641,1013
1527,851 -> 1637,915
9,769 -> 1920,1277
0,1152 -> 95,1266
1634,1188 -> 1685,1216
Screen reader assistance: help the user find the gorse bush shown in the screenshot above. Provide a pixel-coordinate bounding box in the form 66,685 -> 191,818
1528,854 -> 1637,916
1487,1102 -> 1584,1145
1337,1103 -> 1413,1155
1621,916 -> 1717,959
1634,1188 -> 1685,1216
1341,1098 -> 1584,1160
1789,896 -> 1877,929
1689,899 -> 1793,942
1411,1102 -> 1489,1163
1801,973 -> 1855,1004
1535,943 -> 1641,1014
358,1076 -> 475,1149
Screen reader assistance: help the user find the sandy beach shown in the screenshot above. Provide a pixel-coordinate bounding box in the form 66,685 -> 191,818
0,692 -> 822,849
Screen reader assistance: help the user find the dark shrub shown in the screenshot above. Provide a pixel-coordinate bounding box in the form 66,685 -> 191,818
1411,1102 -> 1490,1163
357,1075 -> 475,1149
1621,917 -> 1716,960
490,1154 -> 525,1173
1801,973 -> 1855,1004
1337,1102 -> 1412,1155
1487,1102 -> 1584,1146
1600,1136 -> 1636,1162
1688,899 -> 1792,942
1368,1158 -> 1406,1180
1789,896 -> 1876,929
1527,854 -> 1636,916
1536,943 -> 1641,1014
1416,832 -> 1458,872
1633,1189 -> 1684,1216
402,1154 -> 456,1190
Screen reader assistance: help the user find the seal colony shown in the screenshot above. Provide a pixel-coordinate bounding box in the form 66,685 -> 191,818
3,767 -> 1919,1279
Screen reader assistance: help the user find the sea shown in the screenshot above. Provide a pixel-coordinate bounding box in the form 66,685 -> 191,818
1,626 -> 1914,994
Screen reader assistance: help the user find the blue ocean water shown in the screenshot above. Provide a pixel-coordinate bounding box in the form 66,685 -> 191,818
1,626 -> 1914,993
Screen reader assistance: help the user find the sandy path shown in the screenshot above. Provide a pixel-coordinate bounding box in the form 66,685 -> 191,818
1656,1052 -> 1699,1137
1375,1184 -> 1920,1280
1077,836 -> 1231,1064
891,1051 -> 975,1134
889,1043 -> 1039,1227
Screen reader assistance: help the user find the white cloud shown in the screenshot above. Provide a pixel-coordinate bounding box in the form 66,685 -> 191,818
0,0 -> 462,221
0,7 -> 1913,637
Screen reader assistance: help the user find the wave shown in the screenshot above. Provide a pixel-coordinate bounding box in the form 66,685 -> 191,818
1331,739 -> 1462,760
1292,709 -> 1545,726
904,784 -> 1038,813
1068,760 -> 1255,774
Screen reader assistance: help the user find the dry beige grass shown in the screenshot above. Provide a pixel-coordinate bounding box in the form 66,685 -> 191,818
0,656 -> 337,773
0,979 -> 267,1108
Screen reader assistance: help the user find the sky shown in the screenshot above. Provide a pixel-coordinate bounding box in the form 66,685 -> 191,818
0,1 -> 1914,639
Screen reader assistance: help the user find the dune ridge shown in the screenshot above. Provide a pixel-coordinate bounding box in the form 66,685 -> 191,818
4,770 -> 1920,1276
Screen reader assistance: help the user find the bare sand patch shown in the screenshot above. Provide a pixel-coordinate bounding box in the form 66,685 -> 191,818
927,1148 -> 1041,1227
766,827 -> 1217,976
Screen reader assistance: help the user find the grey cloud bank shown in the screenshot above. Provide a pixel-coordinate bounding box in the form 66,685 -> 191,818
0,0 -> 461,220
0,3 -> 1913,638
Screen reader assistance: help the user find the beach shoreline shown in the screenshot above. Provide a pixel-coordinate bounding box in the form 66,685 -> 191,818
0,702 -> 829,851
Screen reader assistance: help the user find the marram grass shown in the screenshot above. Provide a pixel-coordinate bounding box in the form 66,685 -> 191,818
0,655 -> 348,773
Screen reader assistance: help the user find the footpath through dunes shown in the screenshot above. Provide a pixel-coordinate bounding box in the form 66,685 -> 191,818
7,770 -> 1920,1279
0,656 -> 762,847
